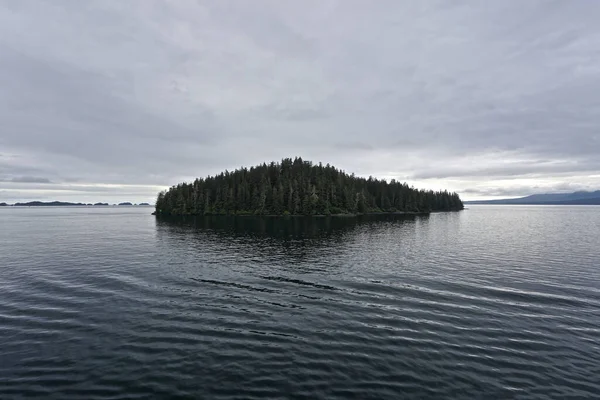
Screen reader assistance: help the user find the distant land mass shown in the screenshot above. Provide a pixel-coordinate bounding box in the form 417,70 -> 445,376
466,191 -> 600,205
4,201 -> 148,207
14,201 -> 88,207
0,202 -> 8,206
155,157 -> 464,216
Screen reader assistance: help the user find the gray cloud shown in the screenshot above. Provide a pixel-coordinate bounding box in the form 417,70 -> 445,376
1,1 -> 599,202
411,159 -> 600,180
8,176 -> 52,184
334,142 -> 375,151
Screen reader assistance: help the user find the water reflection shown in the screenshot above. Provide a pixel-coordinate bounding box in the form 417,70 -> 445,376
155,214 -> 428,241
154,214 -> 429,267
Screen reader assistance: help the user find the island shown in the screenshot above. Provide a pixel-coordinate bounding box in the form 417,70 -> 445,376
466,190 -> 600,205
0,202 -> 7,207
118,202 -> 133,206
138,203 -> 150,206
154,157 -> 464,216
2,201 -> 127,207
14,201 -> 88,207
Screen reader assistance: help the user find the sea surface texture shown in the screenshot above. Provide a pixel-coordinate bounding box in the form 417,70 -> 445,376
1,206 -> 599,399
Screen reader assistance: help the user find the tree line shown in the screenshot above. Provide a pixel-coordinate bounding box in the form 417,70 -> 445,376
155,157 -> 464,216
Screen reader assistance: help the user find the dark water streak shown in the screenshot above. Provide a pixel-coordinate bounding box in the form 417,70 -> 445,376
1,206 -> 599,399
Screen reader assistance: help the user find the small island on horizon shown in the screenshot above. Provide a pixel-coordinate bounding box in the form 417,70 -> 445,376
0,201 -> 153,207
154,157 -> 464,216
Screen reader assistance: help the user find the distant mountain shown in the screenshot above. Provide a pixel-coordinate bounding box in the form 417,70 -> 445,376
138,203 -> 150,206
466,190 -> 600,205
0,202 -> 8,206
118,202 -> 133,206
94,202 -> 109,206
14,201 -> 87,207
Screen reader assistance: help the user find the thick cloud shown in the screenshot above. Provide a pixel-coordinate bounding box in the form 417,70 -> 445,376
8,176 -> 52,183
1,1 -> 599,202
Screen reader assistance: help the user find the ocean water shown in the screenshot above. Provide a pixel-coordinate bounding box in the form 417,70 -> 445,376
1,205 -> 599,399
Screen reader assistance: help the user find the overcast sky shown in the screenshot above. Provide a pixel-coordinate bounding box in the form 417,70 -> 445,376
1,1 -> 599,203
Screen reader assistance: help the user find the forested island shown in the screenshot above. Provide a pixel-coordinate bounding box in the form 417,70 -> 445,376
155,157 -> 463,216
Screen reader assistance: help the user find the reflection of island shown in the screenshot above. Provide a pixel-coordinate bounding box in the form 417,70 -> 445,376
156,213 -> 427,240
155,214 -> 430,264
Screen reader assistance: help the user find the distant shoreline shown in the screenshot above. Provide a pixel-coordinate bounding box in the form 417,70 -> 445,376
0,201 -> 152,207
465,200 -> 600,205
465,190 -> 600,206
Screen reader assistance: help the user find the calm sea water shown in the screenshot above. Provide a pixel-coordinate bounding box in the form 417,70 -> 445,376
1,205 -> 599,399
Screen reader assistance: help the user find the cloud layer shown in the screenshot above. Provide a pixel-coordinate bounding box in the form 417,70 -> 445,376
1,1 -> 599,202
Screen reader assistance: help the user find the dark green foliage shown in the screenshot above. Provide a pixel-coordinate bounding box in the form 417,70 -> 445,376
155,157 -> 464,216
